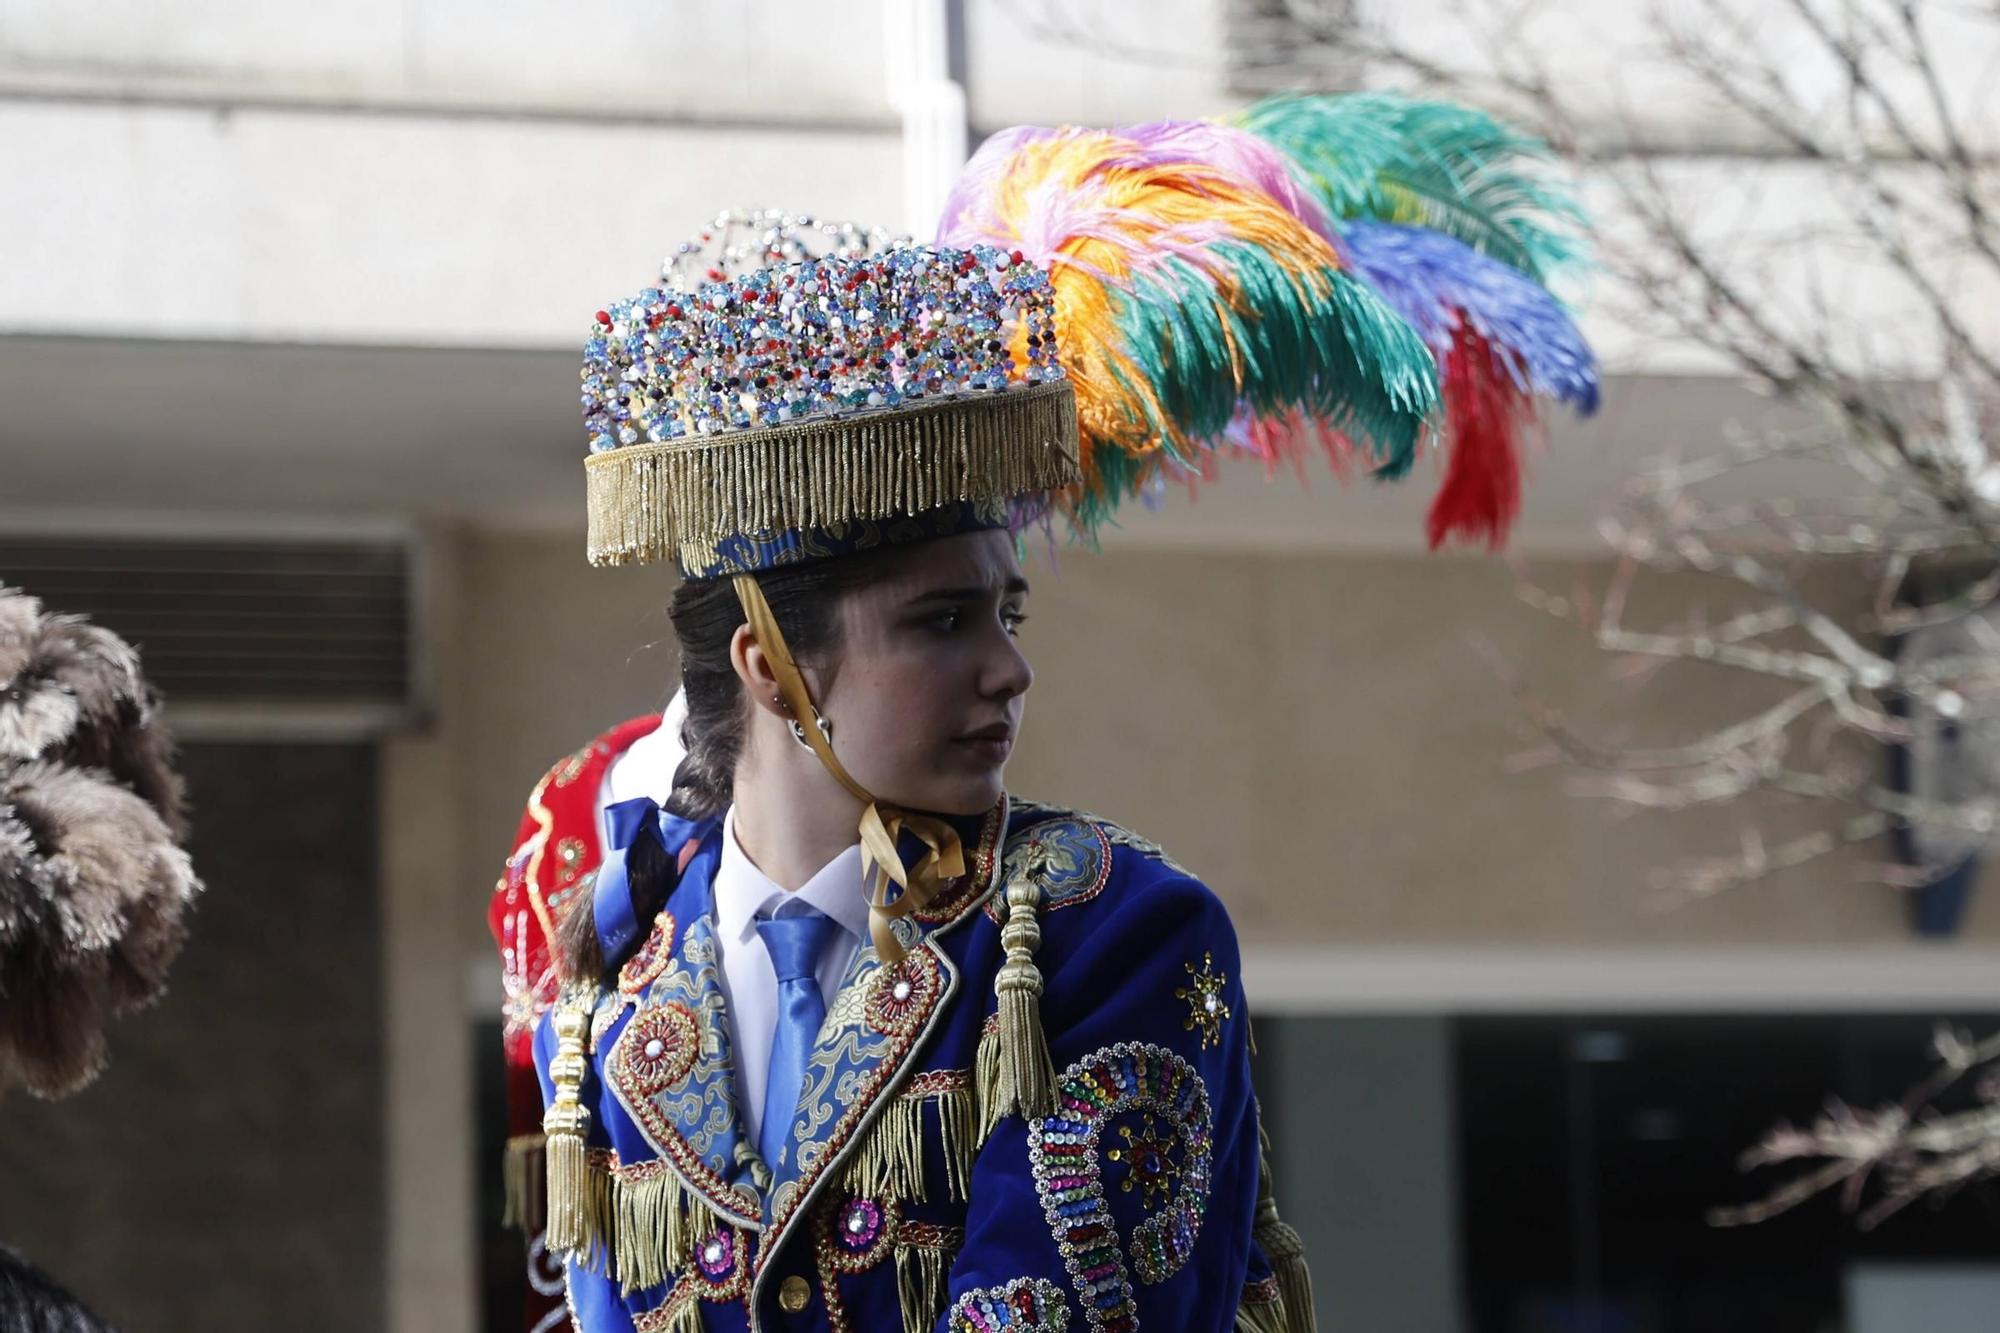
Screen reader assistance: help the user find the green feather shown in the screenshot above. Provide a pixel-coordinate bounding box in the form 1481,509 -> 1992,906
1108,252 -> 1438,479
1075,443 -> 1146,535
1237,92 -> 1586,284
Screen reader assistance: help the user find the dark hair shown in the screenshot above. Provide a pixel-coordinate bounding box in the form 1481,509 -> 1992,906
0,1247 -> 118,1333
556,543 -> 926,981
666,550 -> 907,821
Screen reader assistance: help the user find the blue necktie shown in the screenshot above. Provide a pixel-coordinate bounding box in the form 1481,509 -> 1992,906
756,908 -> 840,1173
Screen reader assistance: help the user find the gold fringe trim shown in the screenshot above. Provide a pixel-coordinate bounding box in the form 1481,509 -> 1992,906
584,380 -> 1080,568
543,991 -> 598,1259
611,1162 -> 737,1295
937,1082 -> 978,1201
502,1132 -> 546,1232
895,1242 -> 953,1333
542,1154 -> 744,1295
975,1022 -> 1004,1146
535,988 -> 752,1297
978,879 -> 1055,1145
580,1152 -> 619,1273
839,1078 -> 979,1204
1252,1118 -> 1317,1333
633,1293 -> 706,1333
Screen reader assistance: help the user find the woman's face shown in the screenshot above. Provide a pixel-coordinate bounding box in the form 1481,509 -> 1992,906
812,529 -> 1034,816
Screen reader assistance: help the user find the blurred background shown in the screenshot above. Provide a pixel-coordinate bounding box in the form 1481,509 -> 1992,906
4,1 -> 2000,1330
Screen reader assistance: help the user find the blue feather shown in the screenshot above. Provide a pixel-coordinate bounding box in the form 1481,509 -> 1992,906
1341,221 -> 1599,414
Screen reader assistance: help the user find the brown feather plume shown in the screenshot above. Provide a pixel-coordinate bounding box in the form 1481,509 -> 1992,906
0,586 -> 200,1099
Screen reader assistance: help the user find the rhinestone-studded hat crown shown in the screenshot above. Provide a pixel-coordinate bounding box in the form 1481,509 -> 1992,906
582,243 -> 1065,452
577,221 -> 1080,573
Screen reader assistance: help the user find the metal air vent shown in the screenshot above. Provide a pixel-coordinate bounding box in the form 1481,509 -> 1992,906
0,528 -> 426,740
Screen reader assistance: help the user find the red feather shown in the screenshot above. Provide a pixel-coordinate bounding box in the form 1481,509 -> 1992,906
1427,322 -> 1533,550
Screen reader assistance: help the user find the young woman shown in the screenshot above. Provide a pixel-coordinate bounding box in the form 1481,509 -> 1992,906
495,100 -> 1594,1333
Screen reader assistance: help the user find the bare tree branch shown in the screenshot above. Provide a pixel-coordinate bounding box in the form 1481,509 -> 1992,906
1030,0 -> 2000,1232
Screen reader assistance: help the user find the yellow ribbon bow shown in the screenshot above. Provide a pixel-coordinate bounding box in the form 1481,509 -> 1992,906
733,575 -> 965,965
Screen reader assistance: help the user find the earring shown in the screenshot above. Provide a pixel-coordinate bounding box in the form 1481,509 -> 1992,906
790,716 -> 833,752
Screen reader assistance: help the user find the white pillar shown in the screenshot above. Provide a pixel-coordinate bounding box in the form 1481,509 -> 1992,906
886,0 -> 969,239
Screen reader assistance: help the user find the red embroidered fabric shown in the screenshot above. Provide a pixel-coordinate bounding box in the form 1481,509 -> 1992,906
487,713 -> 661,1331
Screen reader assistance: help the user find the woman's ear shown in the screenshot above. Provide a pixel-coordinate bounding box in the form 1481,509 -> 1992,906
729,624 -> 791,721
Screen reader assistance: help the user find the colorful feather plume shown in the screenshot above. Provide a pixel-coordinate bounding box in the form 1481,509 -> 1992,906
1236,92 -> 1586,283
940,91 -> 1597,547
938,122 -> 1439,535
1238,93 -> 1598,547
1339,219 -> 1598,546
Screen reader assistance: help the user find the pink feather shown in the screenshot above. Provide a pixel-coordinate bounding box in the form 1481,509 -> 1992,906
1116,121 -> 1343,249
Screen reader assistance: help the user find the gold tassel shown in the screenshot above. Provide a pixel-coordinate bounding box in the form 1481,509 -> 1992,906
543,992 -> 598,1259
583,380 -> 1080,568
1235,1300 -> 1286,1333
1253,1118 -> 1317,1333
502,1132 -> 546,1232
895,1242 -> 953,1333
979,877 -> 1054,1142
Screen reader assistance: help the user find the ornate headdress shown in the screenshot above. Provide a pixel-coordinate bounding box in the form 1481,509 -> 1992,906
547,100 -> 1600,1205
582,226 -> 1080,576
581,98 -> 1595,579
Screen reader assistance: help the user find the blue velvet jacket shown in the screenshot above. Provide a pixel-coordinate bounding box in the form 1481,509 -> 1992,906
533,794 -> 1302,1333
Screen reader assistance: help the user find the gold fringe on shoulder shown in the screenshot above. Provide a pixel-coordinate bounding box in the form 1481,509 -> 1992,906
542,1151 -> 746,1296
584,380 -> 1079,569
539,984 -> 745,1292
574,1151 -> 619,1274
841,1073 -> 979,1204
502,1132 -> 547,1231
610,1160 -> 741,1295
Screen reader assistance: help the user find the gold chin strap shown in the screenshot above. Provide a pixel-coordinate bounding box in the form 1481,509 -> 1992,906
733,574 -> 965,966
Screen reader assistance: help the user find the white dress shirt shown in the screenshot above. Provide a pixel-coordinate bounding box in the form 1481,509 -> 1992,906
710,806 -> 867,1146
595,712 -> 866,1144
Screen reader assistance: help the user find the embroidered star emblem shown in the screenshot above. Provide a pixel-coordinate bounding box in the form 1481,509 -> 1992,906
1106,1113 -> 1180,1209
1175,952 -> 1231,1050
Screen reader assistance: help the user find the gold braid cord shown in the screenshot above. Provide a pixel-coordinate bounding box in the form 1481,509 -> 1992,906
733,574 -> 963,966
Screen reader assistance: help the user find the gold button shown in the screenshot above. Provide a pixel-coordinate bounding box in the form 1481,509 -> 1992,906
778,1275 -> 812,1313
